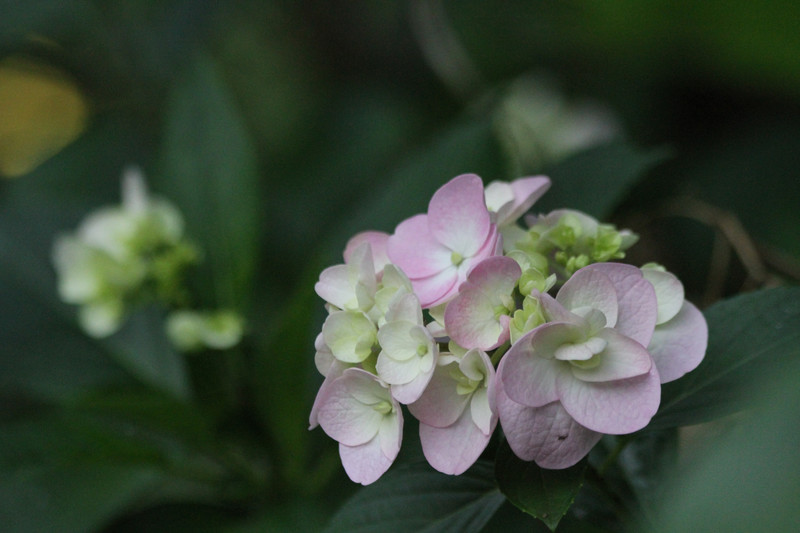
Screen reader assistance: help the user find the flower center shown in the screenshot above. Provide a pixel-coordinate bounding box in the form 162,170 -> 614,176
372,400 -> 393,416
450,251 -> 464,266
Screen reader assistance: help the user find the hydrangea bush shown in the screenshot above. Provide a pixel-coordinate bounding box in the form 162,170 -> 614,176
310,173 -> 707,487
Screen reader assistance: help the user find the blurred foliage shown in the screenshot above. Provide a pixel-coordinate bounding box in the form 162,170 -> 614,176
1,0 -> 799,531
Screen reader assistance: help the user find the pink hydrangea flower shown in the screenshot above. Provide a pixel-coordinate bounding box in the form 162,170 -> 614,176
409,349 -> 497,475
444,256 -> 521,351
315,368 -> 403,485
387,174 -> 501,308
497,264 -> 661,468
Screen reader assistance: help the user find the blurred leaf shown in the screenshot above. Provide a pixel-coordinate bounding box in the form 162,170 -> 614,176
324,114 -> 505,259
538,142 -> 670,219
495,440 -> 586,531
0,395 -> 225,533
324,460 -> 504,533
102,306 -> 191,401
0,464 -> 161,533
645,357 -> 800,533
248,272 -> 323,487
649,286 -> 800,430
159,52 -> 261,310
0,56 -> 88,177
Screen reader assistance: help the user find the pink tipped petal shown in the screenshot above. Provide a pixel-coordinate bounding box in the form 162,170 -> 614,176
388,214 -> 452,278
648,301 -> 708,383
419,408 -> 496,475
558,366 -> 661,434
385,292 -> 423,325
390,368 -> 435,404
339,437 -> 395,485
315,264 -> 354,309
585,263 -> 658,346
569,329 -> 653,382
501,176 -> 551,225
497,381 -> 602,468
499,323 -> 581,408
641,268 -> 685,325
308,360 -> 347,429
428,174 -> 491,256
344,231 -> 390,273
445,287 -> 503,350
410,267 -> 459,308
468,256 -> 522,298
317,370 -> 388,446
408,363 -> 470,427
540,293 -> 582,324
557,267 -> 619,327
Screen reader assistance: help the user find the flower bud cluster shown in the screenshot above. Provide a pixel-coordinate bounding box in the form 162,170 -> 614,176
52,167 -> 243,351
310,173 -> 708,484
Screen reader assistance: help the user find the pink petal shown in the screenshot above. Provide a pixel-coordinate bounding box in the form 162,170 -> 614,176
583,263 -> 658,347
410,267 -> 459,308
408,363 -> 470,427
428,174 -> 491,257
445,286 -> 503,350
467,256 -> 521,299
496,378 -> 602,469
317,369 -> 390,446
569,328 -> 652,383
308,359 -> 347,429
557,267 -> 619,328
419,408 -> 496,475
344,231 -> 390,274
339,436 -> 395,485
497,176 -> 551,225
557,365 -> 661,434
648,301 -> 708,383
388,214 -> 452,278
499,323 -> 580,408
390,365 -> 436,404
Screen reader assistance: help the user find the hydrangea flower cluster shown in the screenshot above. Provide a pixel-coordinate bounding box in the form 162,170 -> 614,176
309,174 -> 707,485
52,167 -> 243,351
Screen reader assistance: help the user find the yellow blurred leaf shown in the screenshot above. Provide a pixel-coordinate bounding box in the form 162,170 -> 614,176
0,57 -> 89,177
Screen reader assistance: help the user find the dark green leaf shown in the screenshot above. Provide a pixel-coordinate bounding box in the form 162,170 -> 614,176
323,114 -> 505,259
0,464 -> 161,533
102,306 -> 191,401
539,142 -> 670,219
645,357 -> 800,533
649,286 -> 800,430
159,53 -> 261,310
495,440 -> 586,531
324,460 -> 504,533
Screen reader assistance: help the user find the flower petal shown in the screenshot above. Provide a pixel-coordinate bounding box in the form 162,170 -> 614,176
557,267 -> 619,328
641,267 -> 684,325
388,214 -> 452,278
648,301 -> 708,383
316,369 -> 389,446
496,378 -> 602,469
569,328 -> 652,383
408,362 -> 470,427
419,408 -> 496,475
499,323 -> 580,408
409,267 -> 459,308
339,435 -> 395,485
586,262 -> 658,346
557,366 -> 661,434
344,231 -> 390,274
428,174 -> 491,256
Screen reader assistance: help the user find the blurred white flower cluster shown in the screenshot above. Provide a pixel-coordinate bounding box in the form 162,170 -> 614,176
52,167 -> 243,351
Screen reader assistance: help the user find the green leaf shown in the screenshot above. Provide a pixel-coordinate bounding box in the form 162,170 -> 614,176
649,286 -> 800,430
645,357 -> 800,533
159,52 -> 261,310
495,440 -> 586,531
324,460 -> 504,533
538,142 -> 670,219
0,463 -> 161,533
102,306 -> 191,401
323,114 -> 505,259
